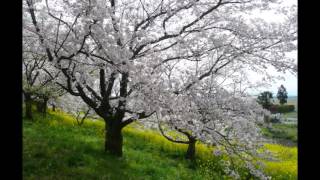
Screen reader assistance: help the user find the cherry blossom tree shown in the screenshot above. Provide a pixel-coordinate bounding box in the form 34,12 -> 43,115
23,0 -> 296,157
153,76 -> 272,178
56,94 -> 96,126
23,30 -> 63,118
22,45 -> 45,119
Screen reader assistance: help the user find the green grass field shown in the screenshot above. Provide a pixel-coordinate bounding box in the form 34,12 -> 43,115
261,123 -> 297,146
282,112 -> 297,119
23,111 -> 297,179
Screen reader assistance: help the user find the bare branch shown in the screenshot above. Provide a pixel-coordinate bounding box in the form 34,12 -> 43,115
25,0 -> 54,61
158,121 -> 190,144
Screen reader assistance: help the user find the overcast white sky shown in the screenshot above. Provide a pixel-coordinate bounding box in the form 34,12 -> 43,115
246,50 -> 297,96
247,0 -> 297,96
247,69 -> 297,96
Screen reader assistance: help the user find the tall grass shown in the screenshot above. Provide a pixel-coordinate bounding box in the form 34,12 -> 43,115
23,110 -> 297,179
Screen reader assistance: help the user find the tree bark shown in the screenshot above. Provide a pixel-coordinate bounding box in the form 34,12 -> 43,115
52,104 -> 56,111
36,100 -> 42,112
36,97 -> 48,116
104,121 -> 123,157
186,138 -> 196,160
24,93 -> 33,119
43,97 -> 48,115
158,123 -> 197,160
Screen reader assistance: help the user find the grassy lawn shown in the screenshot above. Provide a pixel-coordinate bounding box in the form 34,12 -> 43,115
23,111 -> 297,180
261,123 -> 297,146
282,112 -> 297,119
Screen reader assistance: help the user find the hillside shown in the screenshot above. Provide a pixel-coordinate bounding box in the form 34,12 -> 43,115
23,111 -> 297,180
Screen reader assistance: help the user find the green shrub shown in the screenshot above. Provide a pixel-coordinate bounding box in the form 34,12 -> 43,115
269,104 -> 295,113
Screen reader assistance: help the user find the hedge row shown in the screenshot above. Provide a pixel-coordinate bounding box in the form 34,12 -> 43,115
269,104 -> 295,113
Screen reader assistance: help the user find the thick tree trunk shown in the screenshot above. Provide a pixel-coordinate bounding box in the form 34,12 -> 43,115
36,97 -> 48,116
36,100 -> 42,112
24,93 -> 33,119
105,122 -> 123,157
43,97 -> 48,115
186,138 -> 196,160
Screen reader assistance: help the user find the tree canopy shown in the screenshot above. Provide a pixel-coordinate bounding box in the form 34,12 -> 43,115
277,84 -> 288,105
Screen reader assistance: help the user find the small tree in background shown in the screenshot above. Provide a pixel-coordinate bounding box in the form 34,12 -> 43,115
277,85 -> 288,105
257,91 -> 274,110
57,94 -> 95,126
